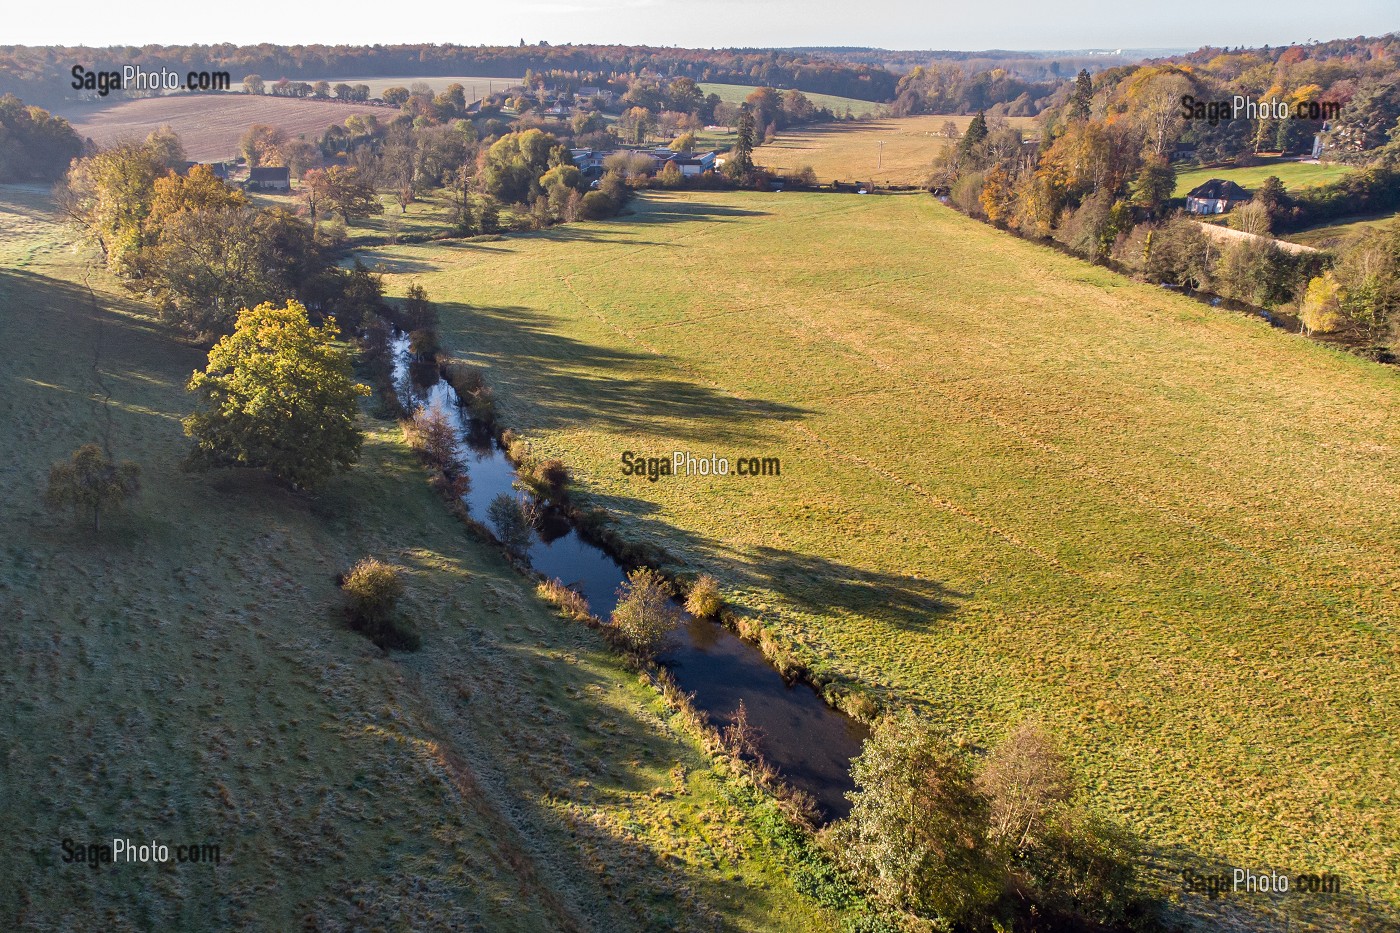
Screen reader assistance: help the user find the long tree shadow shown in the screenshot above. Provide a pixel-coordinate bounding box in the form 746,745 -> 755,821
557,486 -> 963,633
438,300 -> 811,444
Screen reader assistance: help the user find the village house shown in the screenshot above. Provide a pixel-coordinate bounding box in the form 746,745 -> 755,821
1185,178 -> 1251,214
665,150 -> 718,177
245,166 -> 291,192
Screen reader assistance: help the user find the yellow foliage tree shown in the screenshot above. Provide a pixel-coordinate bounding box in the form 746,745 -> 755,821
1299,272 -> 1345,335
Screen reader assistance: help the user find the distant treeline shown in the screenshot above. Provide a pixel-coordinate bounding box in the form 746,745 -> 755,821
791,47 -> 1145,83
0,44 -> 899,108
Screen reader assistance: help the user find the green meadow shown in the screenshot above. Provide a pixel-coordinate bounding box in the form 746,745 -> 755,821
698,82 -> 884,117
1173,158 -> 1355,197
363,189 -> 1400,930
1283,211 -> 1400,249
0,183 -> 850,931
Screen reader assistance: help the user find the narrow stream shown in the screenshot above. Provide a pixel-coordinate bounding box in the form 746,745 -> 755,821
392,335 -> 869,820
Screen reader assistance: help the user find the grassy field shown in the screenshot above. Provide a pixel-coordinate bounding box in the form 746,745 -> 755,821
0,183 -> 855,931
1173,158 -> 1356,197
698,83 -> 885,118
1283,211 -> 1400,249
756,115 -> 1038,185
314,76 -> 523,99
61,95 -> 385,161
362,190 -> 1400,930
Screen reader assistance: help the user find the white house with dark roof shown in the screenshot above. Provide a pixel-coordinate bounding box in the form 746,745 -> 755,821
1185,178 -> 1250,214
246,166 -> 291,192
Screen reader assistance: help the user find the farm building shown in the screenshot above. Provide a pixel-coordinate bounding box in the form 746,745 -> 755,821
178,161 -> 232,180
1185,179 -> 1251,214
246,166 -> 291,191
665,151 -> 718,177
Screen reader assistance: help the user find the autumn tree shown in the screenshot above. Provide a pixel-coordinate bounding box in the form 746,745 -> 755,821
0,95 -> 83,183
239,123 -> 287,168
610,568 -> 682,657
979,162 -> 1018,223
144,125 -> 187,170
342,557 -> 419,650
183,301 -> 369,489
1299,271 -> 1345,335
44,444 -> 141,532
301,165 -> 382,226
242,74 -> 264,95
57,141 -> 167,276
1230,199 -> 1272,236
976,723 -> 1073,857
141,167 -> 272,337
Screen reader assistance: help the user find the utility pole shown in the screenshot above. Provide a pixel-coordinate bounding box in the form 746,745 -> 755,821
877,139 -> 883,170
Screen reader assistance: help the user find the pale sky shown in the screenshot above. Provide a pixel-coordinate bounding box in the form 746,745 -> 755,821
12,0 -> 1396,52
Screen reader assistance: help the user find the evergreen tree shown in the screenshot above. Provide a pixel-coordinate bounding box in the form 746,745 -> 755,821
958,110 -> 989,159
1070,69 -> 1093,122
729,104 -> 756,179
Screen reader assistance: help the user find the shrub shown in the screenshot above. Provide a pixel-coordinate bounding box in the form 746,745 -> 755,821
537,578 -> 592,622
684,573 -> 723,619
442,363 -> 495,423
44,443 -> 141,532
611,567 -> 682,657
408,326 -> 439,359
342,558 -> 419,650
580,190 -> 617,219
521,458 -> 568,501
487,491 -> 533,556
836,714 -> 1156,930
833,712 -> 1003,925
403,406 -> 460,472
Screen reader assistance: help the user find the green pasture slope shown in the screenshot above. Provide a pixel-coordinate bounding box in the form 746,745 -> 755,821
1173,158 -> 1355,197
364,190 -> 1400,931
698,82 -> 883,117
0,183 -> 847,931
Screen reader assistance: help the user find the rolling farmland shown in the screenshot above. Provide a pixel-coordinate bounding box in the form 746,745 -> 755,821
364,189 -> 1400,930
755,114 -> 1037,185
61,94 -> 385,160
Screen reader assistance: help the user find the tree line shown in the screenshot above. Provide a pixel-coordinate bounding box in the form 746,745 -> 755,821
934,56 -> 1400,358
0,43 -> 897,109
